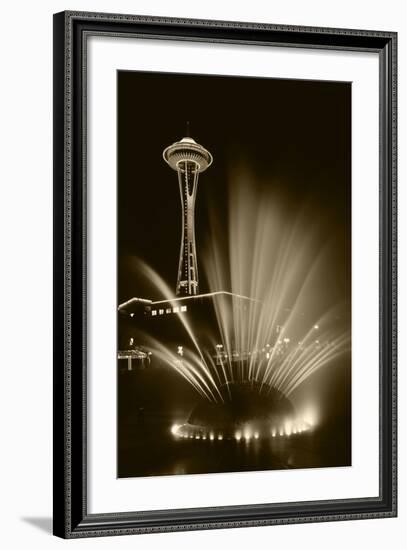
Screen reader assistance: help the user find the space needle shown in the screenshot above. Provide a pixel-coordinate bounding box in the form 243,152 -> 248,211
163,125 -> 213,296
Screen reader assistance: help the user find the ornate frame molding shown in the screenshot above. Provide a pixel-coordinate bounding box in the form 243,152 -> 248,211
53,11 -> 397,538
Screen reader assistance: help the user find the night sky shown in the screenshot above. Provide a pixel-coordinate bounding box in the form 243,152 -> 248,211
117,71 -> 351,304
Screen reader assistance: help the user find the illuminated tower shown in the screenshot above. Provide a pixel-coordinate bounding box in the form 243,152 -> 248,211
163,130 -> 213,296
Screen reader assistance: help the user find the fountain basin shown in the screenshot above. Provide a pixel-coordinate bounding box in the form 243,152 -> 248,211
171,382 -> 311,441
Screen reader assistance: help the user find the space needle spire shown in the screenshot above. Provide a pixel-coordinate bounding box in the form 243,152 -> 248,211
163,128 -> 213,296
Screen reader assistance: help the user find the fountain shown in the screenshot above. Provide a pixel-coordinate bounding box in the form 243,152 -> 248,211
118,134 -> 351,443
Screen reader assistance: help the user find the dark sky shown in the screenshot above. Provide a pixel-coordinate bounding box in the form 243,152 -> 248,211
117,70 -> 351,304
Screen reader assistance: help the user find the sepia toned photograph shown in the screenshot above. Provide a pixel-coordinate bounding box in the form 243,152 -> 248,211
117,70 -> 352,478
53,13 -> 397,537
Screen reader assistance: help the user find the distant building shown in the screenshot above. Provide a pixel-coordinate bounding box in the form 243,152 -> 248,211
118,291 -> 258,359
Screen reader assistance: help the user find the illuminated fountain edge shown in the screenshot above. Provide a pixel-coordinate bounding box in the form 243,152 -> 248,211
170,381 -> 313,442
171,419 -> 313,442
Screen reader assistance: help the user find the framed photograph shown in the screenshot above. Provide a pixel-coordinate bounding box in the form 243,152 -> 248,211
53,11 -> 397,538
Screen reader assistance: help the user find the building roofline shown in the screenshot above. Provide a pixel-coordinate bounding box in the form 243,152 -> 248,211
118,297 -> 153,310
152,291 -> 258,304
118,290 -> 258,310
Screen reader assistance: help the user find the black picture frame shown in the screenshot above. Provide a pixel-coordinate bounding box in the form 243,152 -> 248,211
53,11 -> 397,538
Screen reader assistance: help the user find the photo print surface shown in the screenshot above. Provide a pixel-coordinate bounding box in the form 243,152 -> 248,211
117,71 -> 351,478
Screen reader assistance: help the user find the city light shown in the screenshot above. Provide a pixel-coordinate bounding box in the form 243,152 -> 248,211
171,424 -> 180,436
302,405 -> 319,427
